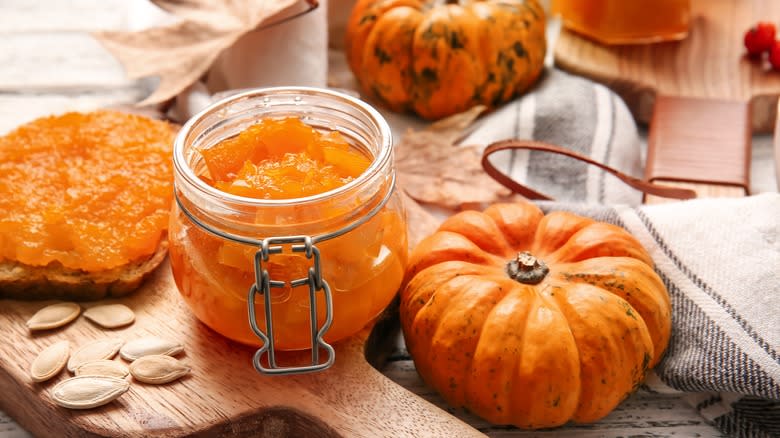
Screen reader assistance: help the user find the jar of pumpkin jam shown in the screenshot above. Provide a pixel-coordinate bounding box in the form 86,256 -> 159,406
170,87 -> 407,373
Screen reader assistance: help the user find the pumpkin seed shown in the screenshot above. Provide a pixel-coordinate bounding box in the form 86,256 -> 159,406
30,340 -> 70,383
74,359 -> 129,379
129,355 -> 190,384
82,304 -> 135,329
51,375 -> 130,409
67,338 -> 124,373
119,336 -> 184,362
26,302 -> 81,331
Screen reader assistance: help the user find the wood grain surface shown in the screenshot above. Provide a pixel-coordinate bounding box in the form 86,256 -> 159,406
0,262 -> 485,438
383,352 -> 730,438
0,263 -> 730,438
554,0 -> 780,204
2,1 -> 773,436
554,0 -> 780,134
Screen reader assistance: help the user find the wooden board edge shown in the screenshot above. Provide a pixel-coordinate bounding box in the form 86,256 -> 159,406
552,28 -> 659,127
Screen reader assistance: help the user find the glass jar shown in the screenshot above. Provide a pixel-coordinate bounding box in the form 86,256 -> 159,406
551,0 -> 691,45
170,87 -> 407,373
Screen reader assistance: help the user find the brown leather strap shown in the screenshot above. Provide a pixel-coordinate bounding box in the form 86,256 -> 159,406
481,139 -> 697,201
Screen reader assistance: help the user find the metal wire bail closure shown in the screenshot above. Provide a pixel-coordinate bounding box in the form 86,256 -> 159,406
173,173 -> 395,375
247,236 -> 335,375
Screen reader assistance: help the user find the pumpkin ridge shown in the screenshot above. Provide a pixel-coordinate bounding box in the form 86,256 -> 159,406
401,262 -> 505,343
551,257 -> 672,367
438,209 -> 514,257
507,288 -> 555,426
405,230 -> 505,280
484,202 -> 544,250
405,263 -> 504,312
462,276 -> 525,416
361,7 -> 424,111
547,282 -> 654,423
473,281 -> 581,427
528,281 -> 583,426
530,211 -> 595,257
500,285 -> 537,426
547,222 -> 654,266
465,279 -> 534,424
402,261 -> 480,318
425,275 -> 510,407
535,299 -> 584,426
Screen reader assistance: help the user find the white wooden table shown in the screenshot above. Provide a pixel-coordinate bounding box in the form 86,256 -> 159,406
1,1 -> 776,437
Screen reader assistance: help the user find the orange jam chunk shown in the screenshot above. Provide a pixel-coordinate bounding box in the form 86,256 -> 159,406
0,111 -> 176,272
198,117 -> 371,199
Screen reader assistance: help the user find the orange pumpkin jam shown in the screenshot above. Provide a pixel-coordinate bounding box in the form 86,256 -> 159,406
169,117 -> 407,350
0,111 -> 176,272
199,117 -> 371,198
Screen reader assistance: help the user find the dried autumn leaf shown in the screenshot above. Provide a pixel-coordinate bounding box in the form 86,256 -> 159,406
400,191 -> 441,249
394,106 -> 515,210
93,0 -> 301,105
426,105 -> 487,144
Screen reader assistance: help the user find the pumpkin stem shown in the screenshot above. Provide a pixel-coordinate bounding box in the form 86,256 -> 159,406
506,252 -> 549,285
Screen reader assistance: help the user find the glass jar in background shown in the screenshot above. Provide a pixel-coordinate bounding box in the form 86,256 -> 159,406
170,87 -> 407,373
551,0 -> 691,45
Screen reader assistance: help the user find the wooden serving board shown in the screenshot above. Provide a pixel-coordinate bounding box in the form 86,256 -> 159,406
0,262 -> 484,438
554,0 -> 780,134
554,0 -> 780,203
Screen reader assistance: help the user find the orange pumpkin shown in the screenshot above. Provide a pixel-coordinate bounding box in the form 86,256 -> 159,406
344,0 -> 547,120
400,200 -> 672,428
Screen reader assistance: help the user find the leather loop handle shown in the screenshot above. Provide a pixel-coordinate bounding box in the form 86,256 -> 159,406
481,139 -> 698,201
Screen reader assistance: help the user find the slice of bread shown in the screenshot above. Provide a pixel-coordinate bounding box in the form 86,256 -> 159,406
0,110 -> 176,301
0,237 -> 168,301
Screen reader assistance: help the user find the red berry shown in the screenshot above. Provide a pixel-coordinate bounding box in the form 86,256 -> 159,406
744,22 -> 777,56
769,40 -> 780,70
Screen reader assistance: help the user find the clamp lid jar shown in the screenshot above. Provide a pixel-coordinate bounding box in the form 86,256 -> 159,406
169,87 -> 407,374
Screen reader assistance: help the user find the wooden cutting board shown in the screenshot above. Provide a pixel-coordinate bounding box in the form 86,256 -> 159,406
554,0 -> 780,134
554,0 -> 780,202
0,262 -> 484,438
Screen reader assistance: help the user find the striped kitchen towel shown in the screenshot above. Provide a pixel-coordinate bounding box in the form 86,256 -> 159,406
462,68 -> 646,205
540,193 -> 780,438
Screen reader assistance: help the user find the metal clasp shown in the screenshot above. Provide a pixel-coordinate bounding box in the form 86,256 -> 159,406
173,173 -> 396,375
247,236 -> 334,375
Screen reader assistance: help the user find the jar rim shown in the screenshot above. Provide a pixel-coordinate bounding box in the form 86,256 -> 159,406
173,86 -> 393,207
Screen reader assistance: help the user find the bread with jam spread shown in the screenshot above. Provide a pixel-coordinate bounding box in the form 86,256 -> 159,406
0,239 -> 168,300
0,110 -> 176,300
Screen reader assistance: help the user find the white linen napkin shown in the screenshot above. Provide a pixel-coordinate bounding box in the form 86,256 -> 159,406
462,68 -> 645,206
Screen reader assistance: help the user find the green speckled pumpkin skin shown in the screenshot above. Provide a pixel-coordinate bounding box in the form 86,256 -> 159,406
345,0 -> 547,120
